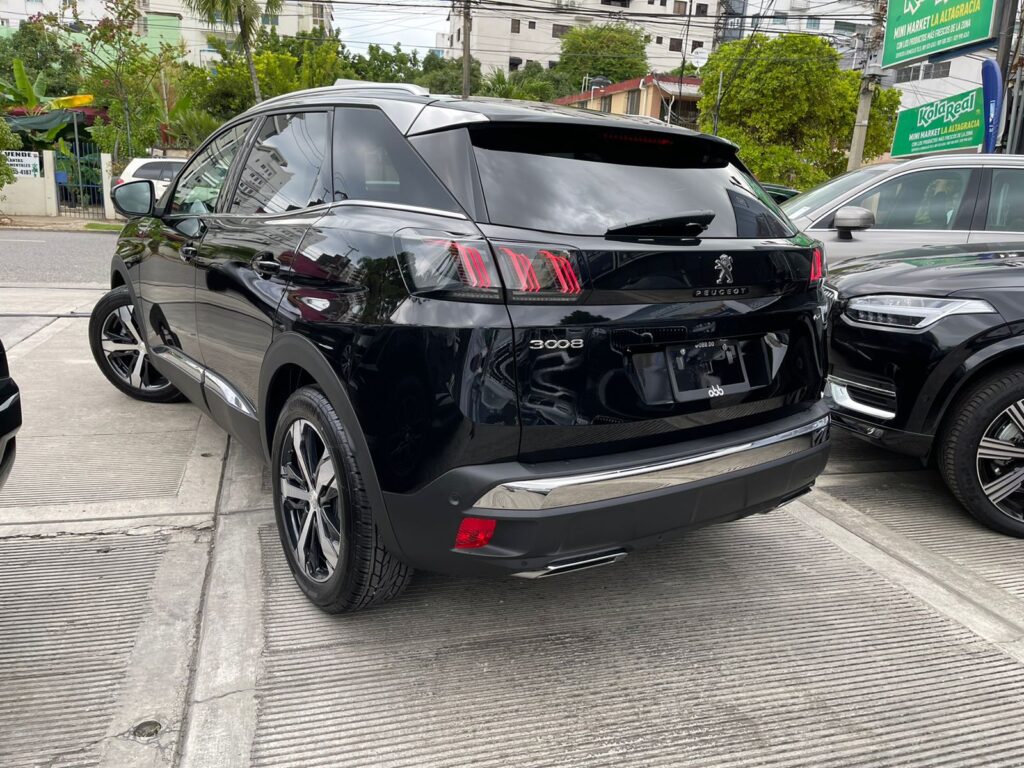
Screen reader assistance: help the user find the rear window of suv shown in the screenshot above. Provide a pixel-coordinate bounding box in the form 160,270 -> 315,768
468,123 -> 794,238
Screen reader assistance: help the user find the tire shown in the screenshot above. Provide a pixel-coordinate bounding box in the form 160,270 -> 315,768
272,385 -> 412,613
940,366 -> 1024,537
88,286 -> 184,404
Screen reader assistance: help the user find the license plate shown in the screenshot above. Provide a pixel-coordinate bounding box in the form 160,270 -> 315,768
667,339 -> 750,402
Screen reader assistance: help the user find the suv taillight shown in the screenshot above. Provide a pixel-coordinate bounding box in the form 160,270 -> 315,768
809,246 -> 825,286
396,233 -> 502,303
493,241 -> 586,303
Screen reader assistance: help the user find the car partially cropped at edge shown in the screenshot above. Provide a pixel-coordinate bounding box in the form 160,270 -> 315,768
826,242 -> 1024,537
91,81 -> 831,613
114,157 -> 187,199
782,155 -> 1024,263
0,339 -> 20,492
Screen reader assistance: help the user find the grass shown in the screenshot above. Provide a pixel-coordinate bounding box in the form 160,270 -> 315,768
84,222 -> 124,232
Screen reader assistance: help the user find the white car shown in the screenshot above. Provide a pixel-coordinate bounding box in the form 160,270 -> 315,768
781,154 -> 1024,263
114,158 -> 187,199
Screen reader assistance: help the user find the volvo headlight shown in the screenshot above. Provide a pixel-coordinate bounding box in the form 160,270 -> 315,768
845,295 -> 997,329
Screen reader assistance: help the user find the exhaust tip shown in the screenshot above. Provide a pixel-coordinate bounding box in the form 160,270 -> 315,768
513,550 -> 627,579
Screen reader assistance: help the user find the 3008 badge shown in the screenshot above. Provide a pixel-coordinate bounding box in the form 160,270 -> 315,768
529,339 -> 585,350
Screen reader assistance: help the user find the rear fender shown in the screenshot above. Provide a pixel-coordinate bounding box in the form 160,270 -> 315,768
259,332 -> 405,561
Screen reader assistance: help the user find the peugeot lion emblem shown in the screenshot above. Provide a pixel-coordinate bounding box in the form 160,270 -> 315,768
714,254 -> 734,285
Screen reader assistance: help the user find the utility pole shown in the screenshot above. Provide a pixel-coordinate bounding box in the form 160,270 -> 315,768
995,0 -> 1019,86
847,0 -> 885,170
461,0 -> 472,99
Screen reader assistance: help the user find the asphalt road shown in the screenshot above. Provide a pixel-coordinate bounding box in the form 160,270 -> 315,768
0,230 -> 117,285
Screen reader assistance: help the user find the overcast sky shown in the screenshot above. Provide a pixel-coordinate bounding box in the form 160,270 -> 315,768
335,5 -> 451,56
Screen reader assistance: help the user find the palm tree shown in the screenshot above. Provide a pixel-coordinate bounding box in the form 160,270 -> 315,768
185,0 -> 282,102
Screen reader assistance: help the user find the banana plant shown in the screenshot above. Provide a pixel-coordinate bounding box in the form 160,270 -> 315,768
0,59 -> 94,113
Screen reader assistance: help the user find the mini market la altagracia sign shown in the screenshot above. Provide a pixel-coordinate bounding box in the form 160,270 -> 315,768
891,87 -> 984,157
882,0 -> 999,69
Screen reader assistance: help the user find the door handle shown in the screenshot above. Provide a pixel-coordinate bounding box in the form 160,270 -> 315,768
180,243 -> 199,262
252,252 -> 282,278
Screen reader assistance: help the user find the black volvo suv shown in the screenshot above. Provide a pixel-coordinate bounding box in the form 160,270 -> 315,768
93,82 -> 830,612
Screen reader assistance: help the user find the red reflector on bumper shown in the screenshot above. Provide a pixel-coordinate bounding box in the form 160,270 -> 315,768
454,517 -> 497,549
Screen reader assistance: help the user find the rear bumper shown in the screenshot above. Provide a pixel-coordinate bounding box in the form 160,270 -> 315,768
383,402 -> 830,576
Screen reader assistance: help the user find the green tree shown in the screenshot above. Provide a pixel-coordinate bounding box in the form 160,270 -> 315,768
557,23 -> 648,93
351,44 -> 420,83
0,20 -> 81,97
697,34 -> 900,187
480,64 -> 554,102
183,0 -> 283,102
0,119 -> 23,207
415,52 -> 480,94
67,0 -> 178,163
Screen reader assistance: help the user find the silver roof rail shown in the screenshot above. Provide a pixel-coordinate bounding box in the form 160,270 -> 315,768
332,79 -> 430,96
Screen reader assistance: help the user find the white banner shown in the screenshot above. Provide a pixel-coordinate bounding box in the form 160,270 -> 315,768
3,150 -> 41,178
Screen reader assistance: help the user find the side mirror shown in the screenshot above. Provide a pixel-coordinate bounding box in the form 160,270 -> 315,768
111,180 -> 155,218
834,206 -> 875,241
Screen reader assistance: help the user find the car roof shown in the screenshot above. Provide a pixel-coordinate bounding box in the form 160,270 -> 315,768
244,81 -> 738,150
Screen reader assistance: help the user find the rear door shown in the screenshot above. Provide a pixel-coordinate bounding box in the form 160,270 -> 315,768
437,122 -> 827,461
968,167 -> 1024,245
195,110 -> 332,453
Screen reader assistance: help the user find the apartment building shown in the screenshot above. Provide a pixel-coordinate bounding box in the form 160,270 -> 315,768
553,73 -> 701,126
442,0 -> 718,78
0,0 -> 332,66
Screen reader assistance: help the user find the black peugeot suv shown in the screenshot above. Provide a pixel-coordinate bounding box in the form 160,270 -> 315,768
92,82 -> 830,612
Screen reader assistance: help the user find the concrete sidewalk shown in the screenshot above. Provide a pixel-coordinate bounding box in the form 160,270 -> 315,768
5,286 -> 1024,767
0,216 -> 121,234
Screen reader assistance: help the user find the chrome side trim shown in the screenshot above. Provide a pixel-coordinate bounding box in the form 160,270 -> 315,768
151,346 -> 204,382
204,369 -> 257,418
513,551 -> 628,579
152,346 -> 257,418
827,380 -> 896,421
330,199 -> 468,220
828,375 -> 896,397
473,416 -> 830,511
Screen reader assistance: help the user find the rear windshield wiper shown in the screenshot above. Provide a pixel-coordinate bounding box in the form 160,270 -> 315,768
605,211 -> 716,240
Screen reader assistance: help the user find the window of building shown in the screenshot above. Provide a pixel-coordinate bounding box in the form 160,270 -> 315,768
669,37 -> 682,52
626,90 -> 641,115
261,13 -> 279,24
552,23 -> 570,37
805,16 -> 820,29
673,0 -> 687,12
922,61 -> 951,79
660,0 -> 667,6
601,0 -> 630,6
656,35 -> 663,43
509,57 -> 522,71
833,20 -> 857,35
231,112 -> 331,215
456,27 -> 460,42
695,2 -> 707,13
172,122 -> 251,215
691,39 -> 703,51
511,18 -> 520,32
548,61 -> 558,68
135,16 -> 148,34
0,18 -> 9,26
599,95 -> 612,113
772,11 -> 787,24
528,20 -> 536,28
312,3 -> 326,24
895,65 -> 920,83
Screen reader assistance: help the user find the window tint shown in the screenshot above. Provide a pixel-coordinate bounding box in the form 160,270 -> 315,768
984,169 -> 1024,232
847,168 -> 971,230
134,162 -> 164,180
469,123 -> 794,238
172,122 -> 251,215
332,107 -> 460,212
231,112 -> 330,214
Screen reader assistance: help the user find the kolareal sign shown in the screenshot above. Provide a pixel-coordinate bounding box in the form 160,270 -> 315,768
891,87 -> 984,157
882,0 -> 999,69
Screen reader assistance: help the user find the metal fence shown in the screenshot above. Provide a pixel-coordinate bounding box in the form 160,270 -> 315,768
54,140 -> 105,220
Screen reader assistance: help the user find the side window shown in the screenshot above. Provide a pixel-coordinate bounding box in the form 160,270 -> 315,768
846,168 -> 971,230
332,107 -> 460,213
984,169 -> 1024,232
134,163 -> 162,180
231,112 -> 331,214
171,122 -> 251,215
